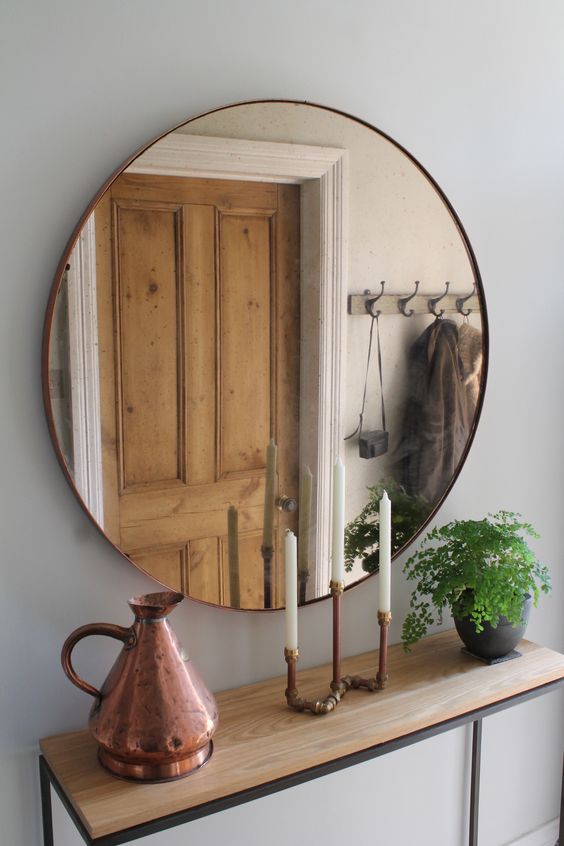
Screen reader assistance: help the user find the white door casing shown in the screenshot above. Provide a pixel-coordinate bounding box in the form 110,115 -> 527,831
66,213 -> 104,525
128,134 -> 349,597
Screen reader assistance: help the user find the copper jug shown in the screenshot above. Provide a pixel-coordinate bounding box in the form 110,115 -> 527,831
61,591 -> 219,781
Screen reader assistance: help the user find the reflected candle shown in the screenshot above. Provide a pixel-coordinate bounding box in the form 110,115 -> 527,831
285,530 -> 298,650
379,491 -> 391,611
263,440 -> 277,550
227,505 -> 240,609
298,465 -> 312,578
331,458 -> 345,583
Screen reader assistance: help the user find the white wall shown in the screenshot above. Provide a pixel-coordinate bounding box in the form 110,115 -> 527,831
1,2 -> 563,845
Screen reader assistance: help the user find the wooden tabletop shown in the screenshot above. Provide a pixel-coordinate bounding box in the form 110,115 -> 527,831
40,630 -> 564,840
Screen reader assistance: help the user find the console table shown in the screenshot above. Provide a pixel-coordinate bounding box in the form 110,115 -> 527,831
39,630 -> 564,846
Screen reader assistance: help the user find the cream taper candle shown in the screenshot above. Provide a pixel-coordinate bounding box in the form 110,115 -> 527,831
298,465 -> 312,578
262,439 -> 277,549
284,529 -> 298,650
331,457 -> 345,583
378,490 -> 391,612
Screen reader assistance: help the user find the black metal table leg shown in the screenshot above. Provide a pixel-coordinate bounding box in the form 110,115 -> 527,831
39,756 -> 54,846
469,719 -> 482,846
558,753 -> 563,846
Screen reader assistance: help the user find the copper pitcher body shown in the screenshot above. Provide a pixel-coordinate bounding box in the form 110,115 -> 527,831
61,592 -> 219,781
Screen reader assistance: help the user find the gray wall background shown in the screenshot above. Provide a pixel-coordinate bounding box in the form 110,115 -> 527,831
1,2 -> 563,844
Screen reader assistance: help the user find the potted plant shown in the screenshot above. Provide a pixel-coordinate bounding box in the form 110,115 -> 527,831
401,511 -> 551,658
345,479 -> 431,574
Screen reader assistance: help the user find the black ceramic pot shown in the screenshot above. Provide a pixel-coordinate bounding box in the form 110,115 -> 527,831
454,593 -> 532,659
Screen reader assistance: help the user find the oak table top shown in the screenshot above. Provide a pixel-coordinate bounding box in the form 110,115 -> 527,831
40,630 -> 564,841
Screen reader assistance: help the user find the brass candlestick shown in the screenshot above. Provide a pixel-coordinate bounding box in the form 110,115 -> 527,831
284,582 -> 392,713
341,610 -> 392,691
284,648 -> 342,714
377,609 -> 392,688
330,580 -> 347,697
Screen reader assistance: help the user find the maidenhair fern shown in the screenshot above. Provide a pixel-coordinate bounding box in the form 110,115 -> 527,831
401,511 -> 551,650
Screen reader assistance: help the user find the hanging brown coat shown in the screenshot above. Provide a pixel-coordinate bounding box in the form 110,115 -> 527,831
393,320 -> 481,505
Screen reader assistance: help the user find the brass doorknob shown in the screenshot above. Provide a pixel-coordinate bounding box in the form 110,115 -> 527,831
276,495 -> 297,513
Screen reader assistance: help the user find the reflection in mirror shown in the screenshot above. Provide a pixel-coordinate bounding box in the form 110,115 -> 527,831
45,101 -> 486,611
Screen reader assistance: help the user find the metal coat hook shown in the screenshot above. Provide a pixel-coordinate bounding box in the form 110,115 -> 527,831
456,284 -> 477,317
365,281 -> 385,317
428,281 -> 450,318
398,280 -> 420,317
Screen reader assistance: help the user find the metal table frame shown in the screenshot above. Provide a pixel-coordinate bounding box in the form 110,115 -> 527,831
40,678 -> 564,846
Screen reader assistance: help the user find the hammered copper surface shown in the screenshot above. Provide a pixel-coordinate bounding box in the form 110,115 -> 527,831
61,591 -> 219,781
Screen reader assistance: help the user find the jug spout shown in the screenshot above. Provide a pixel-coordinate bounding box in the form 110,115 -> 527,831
128,590 -> 184,620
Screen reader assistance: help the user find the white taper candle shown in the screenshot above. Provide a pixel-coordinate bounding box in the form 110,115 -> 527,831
378,490 -> 391,612
284,530 -> 298,650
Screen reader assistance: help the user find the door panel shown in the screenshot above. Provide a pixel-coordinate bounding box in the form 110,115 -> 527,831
219,212 -> 272,479
116,204 -> 182,489
184,204 -> 216,486
97,175 -> 300,608
221,531 -> 265,610
188,538 -> 222,605
134,547 -> 185,593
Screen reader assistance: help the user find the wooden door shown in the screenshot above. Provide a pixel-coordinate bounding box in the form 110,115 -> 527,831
96,174 -> 300,608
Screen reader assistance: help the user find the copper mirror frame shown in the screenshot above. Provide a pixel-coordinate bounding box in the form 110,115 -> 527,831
42,99 -> 488,612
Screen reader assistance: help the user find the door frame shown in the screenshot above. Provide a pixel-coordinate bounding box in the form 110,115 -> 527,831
128,133 -> 349,597
65,214 -> 104,525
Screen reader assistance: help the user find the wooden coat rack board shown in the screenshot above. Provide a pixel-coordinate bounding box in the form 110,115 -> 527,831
348,282 -> 479,317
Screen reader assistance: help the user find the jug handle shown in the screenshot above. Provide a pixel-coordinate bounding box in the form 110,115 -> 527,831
61,623 -> 137,699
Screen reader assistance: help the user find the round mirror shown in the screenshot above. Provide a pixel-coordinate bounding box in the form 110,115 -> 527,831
43,100 -> 487,611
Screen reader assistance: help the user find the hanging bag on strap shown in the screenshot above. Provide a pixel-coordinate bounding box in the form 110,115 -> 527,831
345,302 -> 389,459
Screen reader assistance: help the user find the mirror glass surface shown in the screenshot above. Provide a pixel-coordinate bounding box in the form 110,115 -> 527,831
45,101 -> 487,610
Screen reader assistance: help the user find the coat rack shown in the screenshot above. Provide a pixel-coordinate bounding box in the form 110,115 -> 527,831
348,282 -> 478,317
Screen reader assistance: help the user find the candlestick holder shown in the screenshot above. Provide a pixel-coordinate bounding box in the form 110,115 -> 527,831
329,580 -> 347,698
284,648 -> 342,714
341,610 -> 392,692
284,585 -> 392,714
